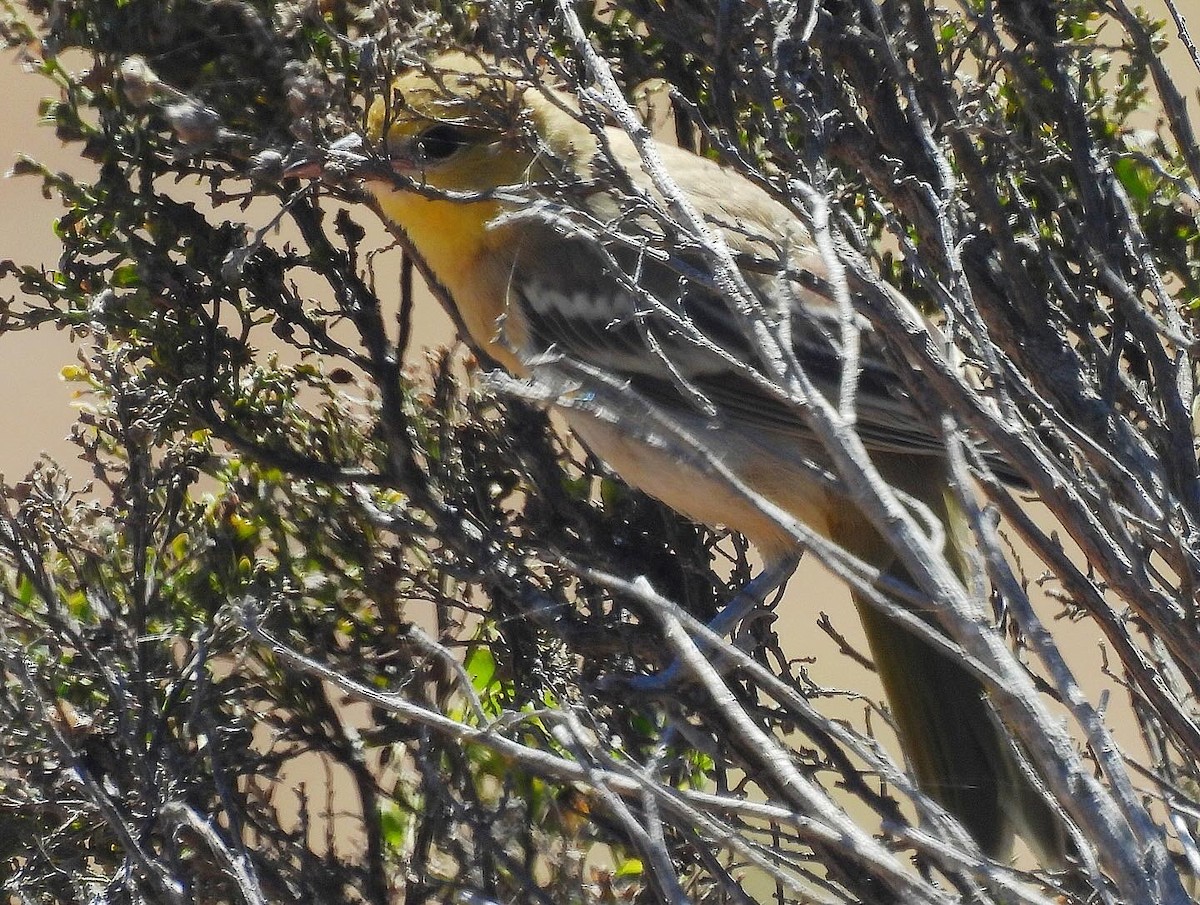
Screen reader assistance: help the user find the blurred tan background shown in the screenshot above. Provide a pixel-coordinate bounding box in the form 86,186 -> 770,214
0,49 -> 87,480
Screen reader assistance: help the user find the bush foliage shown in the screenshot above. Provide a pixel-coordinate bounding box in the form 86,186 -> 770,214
1,1 -> 1199,903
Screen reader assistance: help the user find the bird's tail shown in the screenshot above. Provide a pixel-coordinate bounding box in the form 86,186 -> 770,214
833,464 -> 1066,864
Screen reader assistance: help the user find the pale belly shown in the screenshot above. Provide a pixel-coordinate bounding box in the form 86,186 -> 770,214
564,403 -> 840,565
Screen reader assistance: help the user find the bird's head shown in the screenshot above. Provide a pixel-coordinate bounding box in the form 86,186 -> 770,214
302,51 -> 596,269
345,53 -> 592,203
283,51 -> 603,368
365,52 -> 539,196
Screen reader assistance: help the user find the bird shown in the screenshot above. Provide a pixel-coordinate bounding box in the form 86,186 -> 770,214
297,49 -> 1065,863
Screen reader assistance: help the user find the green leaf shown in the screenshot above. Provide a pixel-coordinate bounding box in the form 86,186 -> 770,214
614,858 -> 644,879
16,574 -> 35,607
110,263 -> 141,288
379,800 -> 410,850
465,644 -> 497,692
1113,157 -> 1156,204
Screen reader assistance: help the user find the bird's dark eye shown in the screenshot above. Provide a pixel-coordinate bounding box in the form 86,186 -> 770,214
413,123 -> 471,163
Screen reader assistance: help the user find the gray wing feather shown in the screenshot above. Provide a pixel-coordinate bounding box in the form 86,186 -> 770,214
508,221 -> 1021,482
512,230 -> 919,414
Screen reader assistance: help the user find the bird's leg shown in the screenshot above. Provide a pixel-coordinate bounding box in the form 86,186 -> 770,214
624,552 -> 801,691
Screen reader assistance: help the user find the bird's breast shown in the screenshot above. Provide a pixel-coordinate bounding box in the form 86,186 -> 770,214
370,188 -> 530,371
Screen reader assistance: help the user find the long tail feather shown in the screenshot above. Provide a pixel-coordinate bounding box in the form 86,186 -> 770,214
832,465 -> 1065,863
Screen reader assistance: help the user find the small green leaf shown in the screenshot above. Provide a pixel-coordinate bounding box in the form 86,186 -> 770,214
614,858 -> 644,879
110,263 -> 141,288
379,800 -> 410,850
16,575 -> 36,607
465,645 -> 497,691
1113,157 -> 1155,204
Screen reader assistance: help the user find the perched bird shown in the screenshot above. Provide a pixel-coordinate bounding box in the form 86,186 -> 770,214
304,50 -> 1064,862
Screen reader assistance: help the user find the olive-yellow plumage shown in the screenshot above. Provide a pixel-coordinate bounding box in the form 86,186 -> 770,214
330,51 -> 1065,863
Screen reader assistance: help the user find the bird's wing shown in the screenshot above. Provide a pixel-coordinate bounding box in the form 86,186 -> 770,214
508,222 -> 953,461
